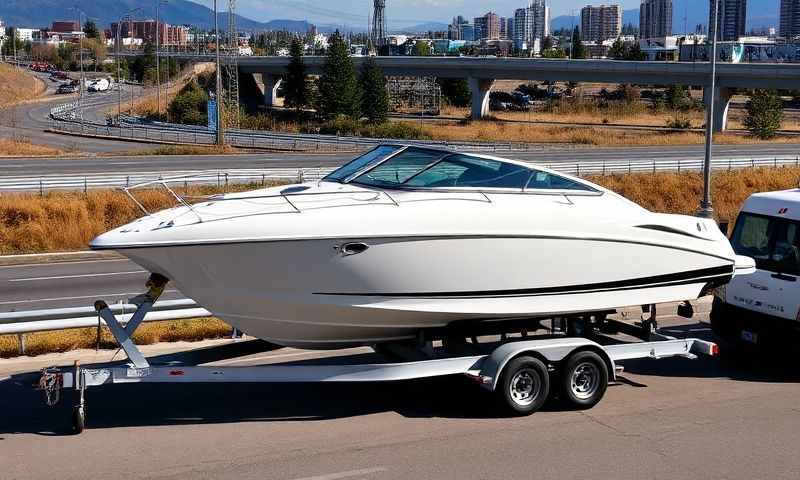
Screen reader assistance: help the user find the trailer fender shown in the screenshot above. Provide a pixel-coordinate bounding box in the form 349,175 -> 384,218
477,338 -> 615,392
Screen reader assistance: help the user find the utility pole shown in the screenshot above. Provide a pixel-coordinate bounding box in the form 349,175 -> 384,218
698,0 -> 719,219
155,0 -> 163,117
117,9 -> 141,124
214,0 -> 224,146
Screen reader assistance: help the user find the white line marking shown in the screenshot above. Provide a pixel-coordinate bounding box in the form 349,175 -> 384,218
8,270 -> 145,282
290,467 -> 387,480
0,259 -> 130,269
0,290 -> 179,306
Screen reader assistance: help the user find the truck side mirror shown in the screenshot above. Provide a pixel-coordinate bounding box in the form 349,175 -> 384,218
718,222 -> 729,237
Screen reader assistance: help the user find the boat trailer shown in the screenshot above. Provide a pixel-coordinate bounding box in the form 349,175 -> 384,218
37,274 -> 719,434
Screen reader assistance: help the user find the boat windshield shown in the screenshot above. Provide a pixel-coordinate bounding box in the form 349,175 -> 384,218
323,145 -> 402,183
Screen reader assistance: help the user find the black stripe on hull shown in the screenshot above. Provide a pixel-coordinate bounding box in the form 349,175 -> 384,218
315,265 -> 734,299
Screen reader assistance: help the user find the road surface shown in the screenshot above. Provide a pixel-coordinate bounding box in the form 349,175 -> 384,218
0,257 -> 185,312
3,143 -> 800,178
1,312 -> 799,479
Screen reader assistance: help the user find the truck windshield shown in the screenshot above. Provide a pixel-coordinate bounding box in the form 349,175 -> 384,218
730,213 -> 800,276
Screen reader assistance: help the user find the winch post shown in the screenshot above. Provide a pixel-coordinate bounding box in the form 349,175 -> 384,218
93,274 -> 169,369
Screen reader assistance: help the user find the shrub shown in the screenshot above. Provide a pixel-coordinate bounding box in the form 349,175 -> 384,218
744,89 -> 784,139
167,80 -> 209,126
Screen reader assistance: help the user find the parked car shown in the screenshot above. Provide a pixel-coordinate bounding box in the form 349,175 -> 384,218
710,188 -> 800,351
56,83 -> 79,94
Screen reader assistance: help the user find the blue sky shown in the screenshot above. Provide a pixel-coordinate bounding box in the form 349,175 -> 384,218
190,0 -> 643,26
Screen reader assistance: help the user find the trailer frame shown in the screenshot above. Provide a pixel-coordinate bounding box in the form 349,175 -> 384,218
37,275 -> 719,434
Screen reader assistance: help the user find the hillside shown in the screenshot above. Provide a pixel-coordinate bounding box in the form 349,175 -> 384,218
0,0 -> 310,32
0,63 -> 45,107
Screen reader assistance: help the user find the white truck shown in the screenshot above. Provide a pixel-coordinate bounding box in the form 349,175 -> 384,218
711,188 -> 800,349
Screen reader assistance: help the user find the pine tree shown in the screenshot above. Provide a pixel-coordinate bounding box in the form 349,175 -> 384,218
359,57 -> 389,123
541,36 -> 554,52
570,27 -> 586,59
83,21 -> 100,39
283,37 -> 310,112
317,31 -> 361,119
744,89 -> 784,139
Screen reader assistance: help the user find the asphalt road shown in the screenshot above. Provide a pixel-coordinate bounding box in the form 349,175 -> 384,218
0,72 -> 153,154
3,143 -> 800,178
1,313 -> 799,479
0,258 -> 185,312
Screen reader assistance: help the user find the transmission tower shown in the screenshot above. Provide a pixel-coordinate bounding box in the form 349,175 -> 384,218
372,0 -> 386,47
223,0 -> 240,128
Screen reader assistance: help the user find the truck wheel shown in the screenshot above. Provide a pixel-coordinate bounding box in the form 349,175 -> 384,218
496,356 -> 550,416
561,351 -> 608,409
72,406 -> 85,435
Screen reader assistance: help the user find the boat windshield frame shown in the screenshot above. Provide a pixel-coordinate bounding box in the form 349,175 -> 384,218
337,146 -> 602,196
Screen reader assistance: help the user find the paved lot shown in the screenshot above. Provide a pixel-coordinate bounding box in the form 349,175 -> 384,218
1,312 -> 799,480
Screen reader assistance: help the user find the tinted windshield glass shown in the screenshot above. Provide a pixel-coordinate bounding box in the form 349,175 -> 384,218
731,213 -> 800,275
351,148 -> 444,187
405,155 -> 530,189
526,170 -> 595,191
323,145 -> 401,182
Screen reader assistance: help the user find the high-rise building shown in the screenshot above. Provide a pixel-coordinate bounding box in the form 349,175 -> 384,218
502,17 -> 514,40
461,24 -> 475,41
513,7 -> 532,48
449,16 -> 469,40
580,4 -> 622,42
474,11 -> 501,40
513,2 -> 550,50
640,0 -> 672,39
708,0 -> 746,42
530,0 -> 550,41
780,0 -> 800,39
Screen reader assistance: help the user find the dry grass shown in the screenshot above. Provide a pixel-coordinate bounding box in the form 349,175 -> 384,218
0,318 -> 232,358
410,120 -> 800,146
0,138 -> 64,156
0,64 -> 46,107
588,167 -> 800,223
143,144 -> 240,155
0,183 -> 281,255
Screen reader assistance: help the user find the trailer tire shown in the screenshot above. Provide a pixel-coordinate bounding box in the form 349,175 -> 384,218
496,356 -> 550,416
72,406 -> 85,435
561,351 -> 608,409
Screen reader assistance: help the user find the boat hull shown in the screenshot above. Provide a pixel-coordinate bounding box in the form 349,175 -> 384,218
120,235 -> 733,348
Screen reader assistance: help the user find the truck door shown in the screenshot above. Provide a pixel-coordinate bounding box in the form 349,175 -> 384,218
729,213 -> 800,322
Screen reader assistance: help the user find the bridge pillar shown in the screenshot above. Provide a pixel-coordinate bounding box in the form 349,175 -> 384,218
263,73 -> 282,108
704,86 -> 732,133
469,78 -> 495,120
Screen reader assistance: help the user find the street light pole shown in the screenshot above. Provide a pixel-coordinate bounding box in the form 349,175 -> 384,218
156,0 -> 161,118
698,0 -> 719,219
214,0 -> 224,146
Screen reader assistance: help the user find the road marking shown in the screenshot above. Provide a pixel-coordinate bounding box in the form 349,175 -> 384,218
0,259 -> 130,270
0,289 -> 179,306
290,467 -> 387,480
8,270 -> 145,282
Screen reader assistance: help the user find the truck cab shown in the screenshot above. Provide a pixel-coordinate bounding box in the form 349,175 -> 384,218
711,188 -> 800,349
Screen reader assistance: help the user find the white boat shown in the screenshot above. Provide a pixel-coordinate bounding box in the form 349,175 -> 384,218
91,145 -> 754,348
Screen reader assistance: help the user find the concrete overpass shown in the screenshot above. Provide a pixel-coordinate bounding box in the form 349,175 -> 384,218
125,53 -> 800,131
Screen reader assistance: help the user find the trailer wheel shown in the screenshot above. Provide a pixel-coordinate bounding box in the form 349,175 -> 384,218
496,356 -> 550,416
72,406 -> 85,435
561,351 -> 608,409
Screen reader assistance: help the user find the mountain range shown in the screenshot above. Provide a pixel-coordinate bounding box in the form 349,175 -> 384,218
0,0 -> 312,32
0,0 -> 783,35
